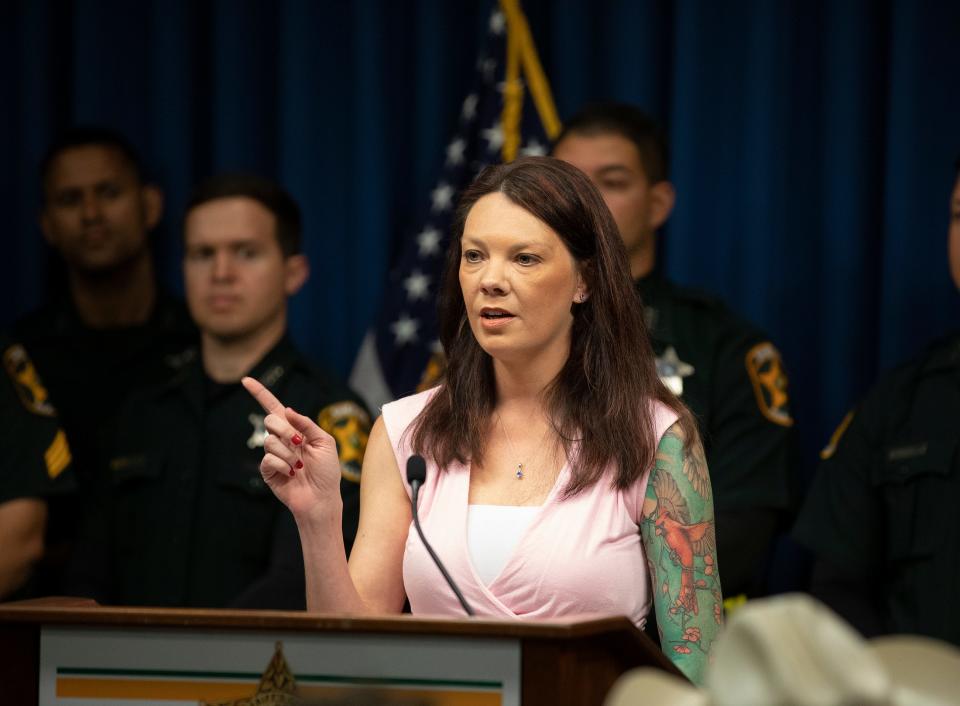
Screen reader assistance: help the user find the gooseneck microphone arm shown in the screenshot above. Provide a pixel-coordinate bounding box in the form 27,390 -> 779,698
406,455 -> 475,617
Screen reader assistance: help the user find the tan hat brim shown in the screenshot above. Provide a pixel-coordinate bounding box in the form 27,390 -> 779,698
869,635 -> 960,706
604,669 -> 708,706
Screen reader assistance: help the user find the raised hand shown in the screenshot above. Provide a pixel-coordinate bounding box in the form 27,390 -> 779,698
242,376 -> 344,518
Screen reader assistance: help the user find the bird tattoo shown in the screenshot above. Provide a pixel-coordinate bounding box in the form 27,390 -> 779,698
650,467 -> 716,615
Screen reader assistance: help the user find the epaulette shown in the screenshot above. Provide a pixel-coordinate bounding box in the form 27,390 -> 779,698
295,354 -> 356,398
663,280 -> 729,311
662,280 -> 768,343
13,300 -> 83,339
158,350 -> 200,394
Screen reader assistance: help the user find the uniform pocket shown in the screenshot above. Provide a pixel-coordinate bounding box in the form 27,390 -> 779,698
215,462 -> 277,562
216,463 -> 271,497
872,440 -> 957,561
108,455 -> 165,555
109,454 -> 163,486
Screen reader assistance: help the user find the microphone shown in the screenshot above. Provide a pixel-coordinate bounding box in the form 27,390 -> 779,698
406,455 -> 474,617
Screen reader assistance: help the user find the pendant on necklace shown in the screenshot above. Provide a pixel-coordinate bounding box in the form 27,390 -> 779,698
515,463 -> 524,480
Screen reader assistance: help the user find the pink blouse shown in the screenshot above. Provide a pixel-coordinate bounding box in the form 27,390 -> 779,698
381,389 -> 679,628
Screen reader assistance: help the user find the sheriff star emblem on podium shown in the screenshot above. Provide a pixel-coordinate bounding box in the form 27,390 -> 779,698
656,346 -> 695,396
202,642 -> 298,706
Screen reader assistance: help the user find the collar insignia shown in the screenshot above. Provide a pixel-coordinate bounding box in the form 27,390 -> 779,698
261,365 -> 284,388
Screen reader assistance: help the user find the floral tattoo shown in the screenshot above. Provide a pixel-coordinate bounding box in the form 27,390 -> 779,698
641,424 -> 722,684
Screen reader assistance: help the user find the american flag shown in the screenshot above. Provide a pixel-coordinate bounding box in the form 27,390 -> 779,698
351,1 -> 560,409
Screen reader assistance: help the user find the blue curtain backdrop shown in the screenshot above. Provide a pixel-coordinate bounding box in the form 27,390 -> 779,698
2,0 -> 959,472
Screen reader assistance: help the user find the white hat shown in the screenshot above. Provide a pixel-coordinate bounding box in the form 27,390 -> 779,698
605,594 -> 960,706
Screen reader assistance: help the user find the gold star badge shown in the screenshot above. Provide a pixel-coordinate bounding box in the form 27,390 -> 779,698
203,642 -> 297,706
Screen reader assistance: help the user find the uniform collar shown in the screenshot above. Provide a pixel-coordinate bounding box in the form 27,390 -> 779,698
246,334 -> 302,391
42,290 -> 195,338
170,333 -> 301,414
634,274 -> 668,335
634,272 -> 666,302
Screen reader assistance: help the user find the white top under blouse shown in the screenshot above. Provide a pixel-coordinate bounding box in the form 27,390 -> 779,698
467,504 -> 540,585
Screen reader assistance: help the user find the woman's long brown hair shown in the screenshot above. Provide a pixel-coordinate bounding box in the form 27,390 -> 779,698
410,156 -> 696,497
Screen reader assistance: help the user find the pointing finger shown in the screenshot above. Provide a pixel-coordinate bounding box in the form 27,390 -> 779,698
242,376 -> 285,416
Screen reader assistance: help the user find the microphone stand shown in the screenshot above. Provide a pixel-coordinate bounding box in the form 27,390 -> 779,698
408,465 -> 475,617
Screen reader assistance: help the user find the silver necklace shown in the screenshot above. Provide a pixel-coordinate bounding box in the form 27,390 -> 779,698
497,411 -> 549,480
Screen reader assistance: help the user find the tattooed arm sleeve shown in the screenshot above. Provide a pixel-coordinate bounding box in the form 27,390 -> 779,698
640,421 -> 723,685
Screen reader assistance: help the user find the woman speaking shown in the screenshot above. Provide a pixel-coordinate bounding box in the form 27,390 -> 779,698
243,156 -> 722,683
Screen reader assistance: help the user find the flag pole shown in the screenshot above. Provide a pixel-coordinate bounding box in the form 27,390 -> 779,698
499,0 -> 562,141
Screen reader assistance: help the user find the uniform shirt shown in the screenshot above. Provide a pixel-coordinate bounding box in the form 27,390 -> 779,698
68,335 -> 369,610
13,293 -> 198,490
638,275 -> 794,511
637,275 -> 795,596
0,333 -> 75,503
13,293 -> 197,595
793,333 -> 960,644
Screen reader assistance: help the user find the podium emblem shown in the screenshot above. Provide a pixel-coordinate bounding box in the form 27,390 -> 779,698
202,642 -> 298,705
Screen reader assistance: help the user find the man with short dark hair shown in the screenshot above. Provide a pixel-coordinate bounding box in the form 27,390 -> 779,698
554,104 -> 796,598
13,128 -> 197,592
793,159 -> 960,645
16,128 -> 197,479
69,174 -> 368,608
32,127 -> 177,331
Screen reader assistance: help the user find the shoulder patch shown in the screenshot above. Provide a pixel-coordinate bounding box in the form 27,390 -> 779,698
820,411 -> 855,460
317,400 -> 371,484
666,281 -> 723,309
744,342 -> 793,427
3,344 -> 56,416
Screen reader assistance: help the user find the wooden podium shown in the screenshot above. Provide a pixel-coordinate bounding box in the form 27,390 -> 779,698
0,597 -> 680,705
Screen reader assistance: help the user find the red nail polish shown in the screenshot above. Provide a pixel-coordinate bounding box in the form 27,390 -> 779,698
291,434 -> 303,446
289,467 -> 296,477
295,460 -> 303,469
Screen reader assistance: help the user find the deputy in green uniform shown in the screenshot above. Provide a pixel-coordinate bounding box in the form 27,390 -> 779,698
0,333 -> 74,599
793,160 -> 960,644
554,104 -> 795,598
67,174 -> 369,609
